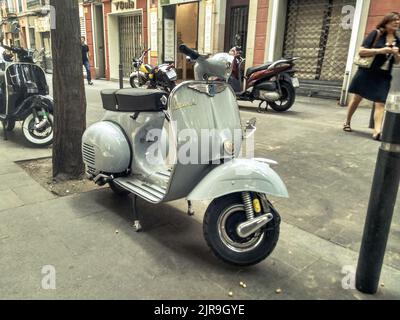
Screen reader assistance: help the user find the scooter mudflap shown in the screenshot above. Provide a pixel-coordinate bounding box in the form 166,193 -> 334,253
1,120 -> 8,141
258,101 -> 268,113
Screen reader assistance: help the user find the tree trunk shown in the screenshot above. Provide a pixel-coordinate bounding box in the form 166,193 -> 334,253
51,0 -> 86,180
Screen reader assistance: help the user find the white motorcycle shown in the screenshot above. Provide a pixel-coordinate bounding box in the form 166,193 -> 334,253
81,45 -> 288,266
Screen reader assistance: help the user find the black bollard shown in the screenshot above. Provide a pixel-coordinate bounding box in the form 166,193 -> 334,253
119,64 -> 123,89
356,94 -> 400,294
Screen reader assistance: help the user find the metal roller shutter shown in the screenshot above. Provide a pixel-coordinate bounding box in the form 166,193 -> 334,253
283,0 -> 355,84
119,14 -> 143,78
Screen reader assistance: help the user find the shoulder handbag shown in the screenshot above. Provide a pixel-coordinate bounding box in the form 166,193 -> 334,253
354,30 -> 381,69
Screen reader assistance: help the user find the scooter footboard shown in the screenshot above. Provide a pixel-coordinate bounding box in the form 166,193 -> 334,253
187,158 -> 288,201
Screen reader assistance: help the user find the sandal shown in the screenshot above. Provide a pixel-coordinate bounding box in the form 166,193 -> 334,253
372,133 -> 381,141
343,123 -> 352,132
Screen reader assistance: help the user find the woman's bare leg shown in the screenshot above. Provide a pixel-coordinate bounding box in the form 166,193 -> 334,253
345,94 -> 363,125
373,102 -> 385,135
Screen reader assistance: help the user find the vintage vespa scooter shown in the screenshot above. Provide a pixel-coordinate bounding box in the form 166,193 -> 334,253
0,35 -> 54,146
81,45 -> 288,266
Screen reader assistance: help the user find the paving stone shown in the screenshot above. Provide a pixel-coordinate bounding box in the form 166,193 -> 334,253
0,161 -> 23,175
0,189 -> 24,212
0,171 -> 37,191
11,183 -> 56,205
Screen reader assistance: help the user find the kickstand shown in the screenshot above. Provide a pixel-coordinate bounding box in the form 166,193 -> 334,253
1,120 -> 7,141
130,194 -> 142,232
187,200 -> 195,216
258,101 -> 268,113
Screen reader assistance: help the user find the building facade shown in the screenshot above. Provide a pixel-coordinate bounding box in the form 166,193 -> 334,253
0,0 -> 52,70
82,0 -> 149,81
82,0 -> 400,102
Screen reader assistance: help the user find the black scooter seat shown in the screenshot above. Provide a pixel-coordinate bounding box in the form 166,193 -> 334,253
246,62 -> 272,77
101,88 -> 167,112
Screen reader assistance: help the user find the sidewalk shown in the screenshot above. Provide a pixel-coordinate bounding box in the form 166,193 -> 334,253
0,82 -> 399,299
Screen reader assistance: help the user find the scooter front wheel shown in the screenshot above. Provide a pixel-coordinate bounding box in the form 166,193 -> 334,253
130,75 -> 147,89
203,193 -> 280,267
22,112 -> 54,147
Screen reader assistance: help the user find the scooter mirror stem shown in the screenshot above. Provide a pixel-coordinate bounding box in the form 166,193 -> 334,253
245,118 -> 257,139
246,117 -> 257,128
163,110 -> 171,122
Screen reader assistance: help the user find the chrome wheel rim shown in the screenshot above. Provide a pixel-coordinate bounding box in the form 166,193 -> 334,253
133,77 -> 141,87
217,204 -> 265,253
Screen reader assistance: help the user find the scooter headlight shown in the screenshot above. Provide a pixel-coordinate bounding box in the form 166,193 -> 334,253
223,140 -> 235,156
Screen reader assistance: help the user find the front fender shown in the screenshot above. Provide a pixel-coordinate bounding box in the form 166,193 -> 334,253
130,71 -> 147,79
187,158 -> 289,201
11,95 -> 54,118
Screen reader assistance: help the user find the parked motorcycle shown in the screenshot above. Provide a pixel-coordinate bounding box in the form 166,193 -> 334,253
229,46 -> 300,112
82,44 -> 289,266
0,40 -> 54,146
130,48 -> 177,93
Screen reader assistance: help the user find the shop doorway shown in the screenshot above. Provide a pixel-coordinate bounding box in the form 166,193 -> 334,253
118,14 -> 143,78
224,0 -> 249,57
94,4 -> 106,79
176,2 -> 198,79
163,2 -> 199,80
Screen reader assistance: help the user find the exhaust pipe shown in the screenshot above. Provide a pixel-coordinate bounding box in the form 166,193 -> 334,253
93,173 -> 112,186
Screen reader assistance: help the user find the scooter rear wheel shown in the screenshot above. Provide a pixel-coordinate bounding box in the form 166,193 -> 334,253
109,181 -> 130,196
203,193 -> 280,267
269,81 -> 296,112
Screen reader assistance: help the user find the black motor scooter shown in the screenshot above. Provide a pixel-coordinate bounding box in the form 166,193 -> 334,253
0,40 -> 54,146
229,46 -> 300,112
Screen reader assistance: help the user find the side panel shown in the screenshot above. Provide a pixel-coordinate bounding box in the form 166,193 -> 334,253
101,110 -> 167,177
82,121 -> 131,174
187,158 -> 289,201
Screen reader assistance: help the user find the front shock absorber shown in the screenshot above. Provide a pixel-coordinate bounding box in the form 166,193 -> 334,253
242,192 -> 255,220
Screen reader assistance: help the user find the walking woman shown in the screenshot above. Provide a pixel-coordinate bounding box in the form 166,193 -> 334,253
344,12 -> 400,140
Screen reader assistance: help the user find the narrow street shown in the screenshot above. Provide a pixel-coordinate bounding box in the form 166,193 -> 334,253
1,79 -> 399,299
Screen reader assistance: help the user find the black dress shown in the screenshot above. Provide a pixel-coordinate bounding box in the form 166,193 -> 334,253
349,30 -> 400,103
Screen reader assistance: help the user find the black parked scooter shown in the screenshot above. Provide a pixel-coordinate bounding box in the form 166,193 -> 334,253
229,46 -> 299,112
0,38 -> 54,146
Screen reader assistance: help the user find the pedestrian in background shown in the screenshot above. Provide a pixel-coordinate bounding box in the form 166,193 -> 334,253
81,36 -> 93,86
343,12 -> 400,140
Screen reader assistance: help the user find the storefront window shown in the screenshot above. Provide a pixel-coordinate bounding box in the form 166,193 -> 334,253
29,28 -> 36,49
41,31 -> 51,53
26,0 -> 41,9
6,0 -> 16,12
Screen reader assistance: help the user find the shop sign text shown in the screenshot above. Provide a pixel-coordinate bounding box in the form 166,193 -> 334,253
114,0 -> 135,11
